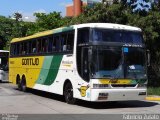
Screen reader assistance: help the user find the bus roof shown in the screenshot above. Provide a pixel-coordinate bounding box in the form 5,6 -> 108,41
11,26 -> 74,43
11,23 -> 141,43
74,23 -> 142,31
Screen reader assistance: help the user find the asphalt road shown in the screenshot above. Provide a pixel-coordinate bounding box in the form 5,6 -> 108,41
0,82 -> 160,120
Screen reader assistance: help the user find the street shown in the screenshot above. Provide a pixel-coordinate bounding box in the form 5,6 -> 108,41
0,82 -> 160,114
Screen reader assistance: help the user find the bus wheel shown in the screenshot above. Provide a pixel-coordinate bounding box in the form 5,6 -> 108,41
16,76 -> 21,90
18,82 -> 21,91
21,77 -> 27,92
64,82 -> 76,104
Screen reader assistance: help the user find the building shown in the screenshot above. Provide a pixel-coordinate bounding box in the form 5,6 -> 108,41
66,0 -> 84,17
66,0 -> 101,17
66,0 -> 120,17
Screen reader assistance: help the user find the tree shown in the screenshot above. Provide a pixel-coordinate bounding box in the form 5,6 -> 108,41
0,16 -> 14,49
34,12 -> 64,31
12,12 -> 23,37
13,12 -> 22,21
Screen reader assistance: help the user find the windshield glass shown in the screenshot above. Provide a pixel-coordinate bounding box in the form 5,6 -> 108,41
90,47 -> 123,79
90,47 -> 147,79
92,28 -> 143,44
124,47 -> 147,79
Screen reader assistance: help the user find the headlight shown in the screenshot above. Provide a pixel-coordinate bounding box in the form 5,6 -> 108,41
93,84 -> 109,89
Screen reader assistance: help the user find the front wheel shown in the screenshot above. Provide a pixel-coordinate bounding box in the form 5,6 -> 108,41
64,82 -> 76,104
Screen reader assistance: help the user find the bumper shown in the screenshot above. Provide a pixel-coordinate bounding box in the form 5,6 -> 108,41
90,88 -> 147,102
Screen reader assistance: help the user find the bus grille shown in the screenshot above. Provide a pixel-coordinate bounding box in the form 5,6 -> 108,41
111,84 -> 137,87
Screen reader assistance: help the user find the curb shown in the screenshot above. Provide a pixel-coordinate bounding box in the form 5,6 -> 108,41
146,96 -> 160,101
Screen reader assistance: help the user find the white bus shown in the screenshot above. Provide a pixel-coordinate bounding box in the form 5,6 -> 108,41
9,23 -> 148,104
0,50 -> 9,82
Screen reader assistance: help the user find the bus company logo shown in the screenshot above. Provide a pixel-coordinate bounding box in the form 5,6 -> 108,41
22,58 -> 39,66
62,60 -> 73,67
78,86 -> 89,97
62,60 -> 73,64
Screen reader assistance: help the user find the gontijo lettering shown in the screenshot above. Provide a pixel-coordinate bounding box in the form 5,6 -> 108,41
22,58 -> 39,65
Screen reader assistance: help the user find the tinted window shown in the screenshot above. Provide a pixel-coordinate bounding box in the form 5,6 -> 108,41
92,28 -> 144,44
78,28 -> 89,44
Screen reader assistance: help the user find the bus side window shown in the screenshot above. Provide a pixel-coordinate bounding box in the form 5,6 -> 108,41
22,42 -> 27,55
61,33 -> 67,51
32,40 -> 37,53
77,28 -> 89,44
37,39 -> 42,53
52,37 -> 56,52
45,37 -> 49,53
19,43 -> 23,55
54,35 -> 60,52
28,41 -> 32,54
16,43 -> 20,55
41,38 -> 47,53
48,36 -> 54,53
11,44 -> 16,56
67,32 -> 74,51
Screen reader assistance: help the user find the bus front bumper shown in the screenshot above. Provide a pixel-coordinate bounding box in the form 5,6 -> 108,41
90,88 -> 147,102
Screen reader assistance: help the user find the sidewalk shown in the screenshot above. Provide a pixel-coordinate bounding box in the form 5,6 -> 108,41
146,95 -> 160,101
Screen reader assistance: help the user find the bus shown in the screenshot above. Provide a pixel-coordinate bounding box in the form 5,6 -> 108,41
9,23 -> 149,104
0,50 -> 9,82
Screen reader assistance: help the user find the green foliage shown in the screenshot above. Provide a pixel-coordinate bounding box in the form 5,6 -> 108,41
34,12 -> 64,31
147,87 -> 160,95
0,16 -> 14,49
13,12 -> 22,21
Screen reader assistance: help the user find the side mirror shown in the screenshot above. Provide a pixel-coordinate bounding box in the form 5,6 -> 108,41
146,50 -> 150,66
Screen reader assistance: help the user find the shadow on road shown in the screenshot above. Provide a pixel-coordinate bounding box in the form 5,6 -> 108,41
76,100 -> 159,109
17,88 -> 159,109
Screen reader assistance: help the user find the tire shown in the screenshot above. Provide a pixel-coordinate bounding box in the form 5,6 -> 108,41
64,82 -> 76,104
18,82 -> 21,90
21,78 -> 27,92
17,76 -> 21,90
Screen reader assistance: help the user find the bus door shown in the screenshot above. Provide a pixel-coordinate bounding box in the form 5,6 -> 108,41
81,47 -> 90,81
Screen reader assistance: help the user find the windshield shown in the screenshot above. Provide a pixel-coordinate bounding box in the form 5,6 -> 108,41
124,47 -> 147,79
90,47 -> 123,78
92,28 -> 143,44
90,47 -> 147,79
0,52 -> 9,71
